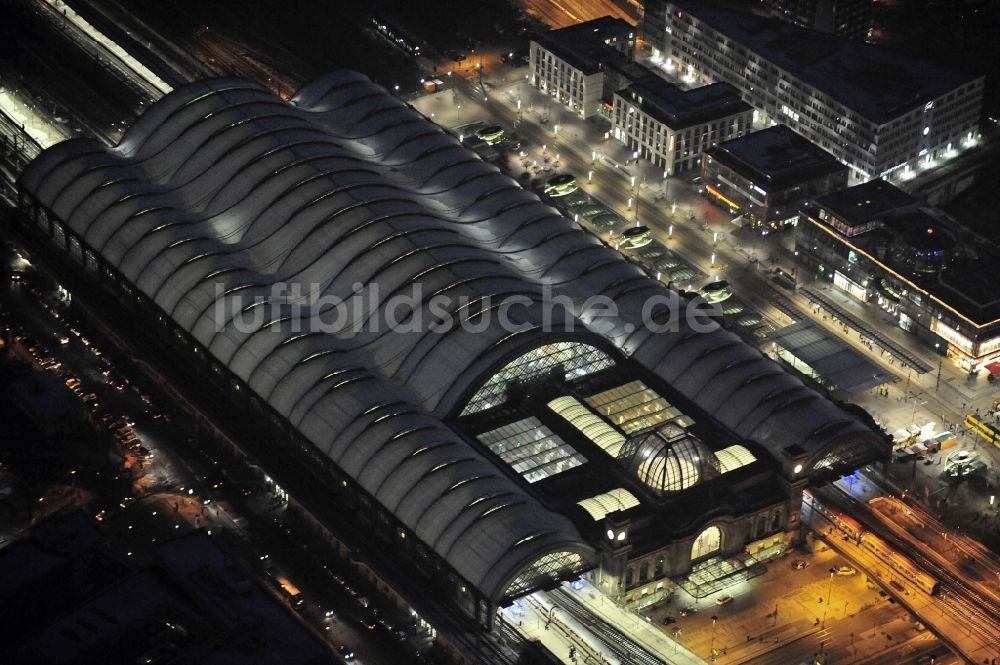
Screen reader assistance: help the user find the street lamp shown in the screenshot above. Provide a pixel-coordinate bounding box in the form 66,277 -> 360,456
710,615 -> 719,663
822,568 -> 835,628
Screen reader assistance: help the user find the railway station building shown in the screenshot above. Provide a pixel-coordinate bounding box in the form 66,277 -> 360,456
13,73 -> 889,632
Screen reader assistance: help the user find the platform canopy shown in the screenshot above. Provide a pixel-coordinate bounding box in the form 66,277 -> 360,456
766,320 -> 897,394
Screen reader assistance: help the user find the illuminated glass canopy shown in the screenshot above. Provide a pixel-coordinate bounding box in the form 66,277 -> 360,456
477,417 -> 587,483
585,380 -> 691,434
714,443 -> 756,473
462,342 -> 614,416
548,395 -> 627,457
577,488 -> 642,520
617,424 -> 719,494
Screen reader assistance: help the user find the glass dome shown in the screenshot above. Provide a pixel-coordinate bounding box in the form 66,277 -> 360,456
617,424 -> 720,494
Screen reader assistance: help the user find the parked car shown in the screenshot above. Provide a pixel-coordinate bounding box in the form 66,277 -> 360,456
835,566 -> 857,576
662,615 -> 677,625
792,559 -> 808,570
337,644 -> 355,660
715,593 -> 734,605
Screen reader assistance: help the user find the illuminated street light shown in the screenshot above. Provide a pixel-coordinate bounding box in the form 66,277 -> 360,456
710,616 -> 718,663
588,170 -> 593,182
627,197 -> 633,208
668,225 -> 673,238
822,568 -> 835,628
554,124 -> 559,136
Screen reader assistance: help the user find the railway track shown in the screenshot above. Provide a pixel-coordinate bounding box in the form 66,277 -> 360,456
816,484 -> 1000,652
544,588 -> 669,665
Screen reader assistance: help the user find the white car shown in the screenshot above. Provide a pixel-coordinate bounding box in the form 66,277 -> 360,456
715,593 -> 734,605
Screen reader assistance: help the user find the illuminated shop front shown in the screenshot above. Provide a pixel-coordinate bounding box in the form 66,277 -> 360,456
796,180 -> 1000,372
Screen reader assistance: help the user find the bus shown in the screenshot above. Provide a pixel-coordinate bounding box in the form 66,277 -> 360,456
268,572 -> 305,610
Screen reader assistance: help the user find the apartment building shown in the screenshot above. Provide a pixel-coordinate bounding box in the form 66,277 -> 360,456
643,0 -> 984,183
612,78 -> 753,174
529,17 -> 636,118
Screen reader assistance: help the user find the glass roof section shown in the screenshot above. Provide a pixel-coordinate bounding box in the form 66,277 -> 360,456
461,342 -> 615,416
585,380 -> 687,434
618,426 -> 717,494
576,488 -> 642,520
548,396 -> 627,457
714,444 -> 757,473
477,417 -> 587,483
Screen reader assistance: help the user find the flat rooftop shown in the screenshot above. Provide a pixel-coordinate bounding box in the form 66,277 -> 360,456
709,125 -> 844,189
813,179 -> 917,227
669,0 -> 981,123
535,16 -> 634,74
621,79 -> 752,129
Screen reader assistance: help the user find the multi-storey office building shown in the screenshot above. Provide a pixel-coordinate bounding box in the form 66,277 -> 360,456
612,78 -> 753,175
14,73 -> 887,633
702,125 -> 848,229
796,180 -> 1000,370
530,17 -> 636,118
643,0 -> 984,183
769,0 -> 874,41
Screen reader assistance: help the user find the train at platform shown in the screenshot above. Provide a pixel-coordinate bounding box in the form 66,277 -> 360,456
803,490 -> 940,596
